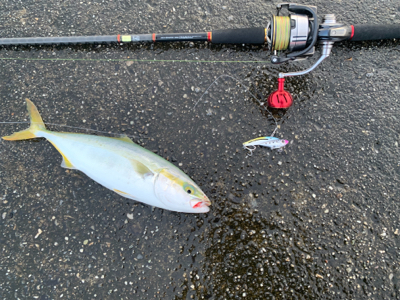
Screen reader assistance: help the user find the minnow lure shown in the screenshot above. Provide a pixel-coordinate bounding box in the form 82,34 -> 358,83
243,136 -> 289,155
3,99 -> 211,213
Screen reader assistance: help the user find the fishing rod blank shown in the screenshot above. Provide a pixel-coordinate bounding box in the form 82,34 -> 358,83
0,28 -> 268,46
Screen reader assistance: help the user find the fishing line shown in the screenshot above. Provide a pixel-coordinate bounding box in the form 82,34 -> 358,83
0,121 -> 142,139
192,74 -> 292,157
0,56 -> 269,64
193,74 -> 279,137
271,16 -> 291,51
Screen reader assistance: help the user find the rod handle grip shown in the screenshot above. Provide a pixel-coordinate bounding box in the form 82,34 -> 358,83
350,24 -> 400,41
211,27 -> 266,44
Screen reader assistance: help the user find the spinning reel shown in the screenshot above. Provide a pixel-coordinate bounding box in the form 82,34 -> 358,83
266,3 -> 351,108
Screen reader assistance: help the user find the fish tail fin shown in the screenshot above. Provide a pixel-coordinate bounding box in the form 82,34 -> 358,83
2,99 -> 47,141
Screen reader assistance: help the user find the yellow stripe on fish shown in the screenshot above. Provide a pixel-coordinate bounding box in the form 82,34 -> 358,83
2,99 -> 211,213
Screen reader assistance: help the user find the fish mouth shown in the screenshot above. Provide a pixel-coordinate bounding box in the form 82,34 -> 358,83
203,196 -> 212,207
191,196 -> 212,209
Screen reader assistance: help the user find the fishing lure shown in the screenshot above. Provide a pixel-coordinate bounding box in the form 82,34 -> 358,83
243,136 -> 289,155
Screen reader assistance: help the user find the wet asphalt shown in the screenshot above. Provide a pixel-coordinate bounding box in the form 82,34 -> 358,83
0,0 -> 400,299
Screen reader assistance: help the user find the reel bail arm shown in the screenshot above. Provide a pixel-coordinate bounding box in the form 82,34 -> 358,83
278,14 -> 338,79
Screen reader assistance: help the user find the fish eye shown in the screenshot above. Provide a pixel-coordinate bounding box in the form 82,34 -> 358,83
184,184 -> 195,195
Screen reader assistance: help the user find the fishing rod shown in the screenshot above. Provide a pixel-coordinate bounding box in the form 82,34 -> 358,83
1,3 -> 399,108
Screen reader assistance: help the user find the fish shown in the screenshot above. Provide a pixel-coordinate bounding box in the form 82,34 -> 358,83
243,136 -> 289,151
2,99 -> 211,213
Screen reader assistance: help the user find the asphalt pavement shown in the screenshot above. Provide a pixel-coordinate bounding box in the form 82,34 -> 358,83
0,0 -> 400,299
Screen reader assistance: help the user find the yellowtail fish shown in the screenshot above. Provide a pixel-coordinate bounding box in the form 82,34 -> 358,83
3,99 -> 211,213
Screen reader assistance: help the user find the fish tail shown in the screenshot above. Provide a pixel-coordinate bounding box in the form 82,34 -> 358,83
2,99 -> 47,141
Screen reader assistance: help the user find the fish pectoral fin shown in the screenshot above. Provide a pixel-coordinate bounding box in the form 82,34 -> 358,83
130,159 -> 154,179
113,188 -> 136,200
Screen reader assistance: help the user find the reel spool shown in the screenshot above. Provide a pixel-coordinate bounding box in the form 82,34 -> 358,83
268,3 -> 318,64
270,14 -> 311,54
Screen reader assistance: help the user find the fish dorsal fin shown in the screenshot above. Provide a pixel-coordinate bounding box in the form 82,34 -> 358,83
130,159 -> 154,178
111,135 -> 135,144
